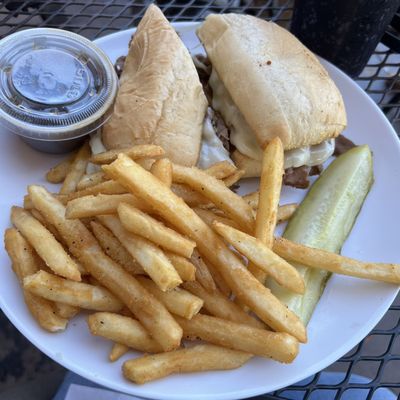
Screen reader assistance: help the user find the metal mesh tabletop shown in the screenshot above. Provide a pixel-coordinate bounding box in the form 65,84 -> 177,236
0,1 -> 399,399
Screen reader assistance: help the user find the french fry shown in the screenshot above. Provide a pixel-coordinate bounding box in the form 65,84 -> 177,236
242,191 -> 258,209
28,185 -> 183,351
109,343 -> 129,362
77,172 -> 108,190
4,228 -> 67,332
90,221 -> 144,275
29,208 -> 65,244
23,194 -> 34,210
24,193 -> 69,209
171,183 -> 209,207
46,156 -> 73,184
88,313 -> 163,353
248,137 -> 284,283
65,180 -> 127,202
205,261 -> 232,297
90,144 -> 165,165
201,207 -> 228,217
11,207 -> 81,281
172,164 -> 254,232
205,161 -> 237,179
54,303 -> 80,319
212,221 -> 304,294
191,249 -> 217,293
65,193 -> 149,219
104,155 -> 307,343
277,204 -> 297,223
176,314 -> 298,363
223,170 -> 245,187
98,215 -> 182,291
164,252 -> 196,282
256,137 -> 284,248
194,207 -> 241,230
183,281 -> 264,329
150,158 -> 172,187
29,190 -> 113,211
273,237 -> 400,284
136,276 -> 203,319
75,259 -> 89,276
122,344 -> 252,385
118,203 -> 196,258
24,270 -> 123,312
136,158 -> 156,170
243,192 -> 297,222
60,141 -> 91,194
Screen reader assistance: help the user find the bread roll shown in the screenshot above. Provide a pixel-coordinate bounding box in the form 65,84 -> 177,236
197,14 -> 347,152
102,5 -> 208,166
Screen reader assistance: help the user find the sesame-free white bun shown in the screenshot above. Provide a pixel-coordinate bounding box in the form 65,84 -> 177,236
197,13 -> 347,152
102,5 -> 207,166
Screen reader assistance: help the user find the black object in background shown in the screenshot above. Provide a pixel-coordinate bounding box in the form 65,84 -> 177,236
382,8 -> 400,53
290,0 -> 400,77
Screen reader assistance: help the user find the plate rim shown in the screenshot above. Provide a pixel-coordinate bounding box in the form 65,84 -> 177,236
0,21 -> 399,400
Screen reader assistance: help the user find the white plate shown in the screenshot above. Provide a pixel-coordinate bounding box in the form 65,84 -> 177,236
1,22 -> 400,400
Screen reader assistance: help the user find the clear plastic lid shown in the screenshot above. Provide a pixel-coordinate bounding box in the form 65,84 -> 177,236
0,28 -> 118,141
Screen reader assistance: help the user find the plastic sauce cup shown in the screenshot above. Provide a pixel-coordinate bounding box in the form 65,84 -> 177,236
0,28 -> 118,153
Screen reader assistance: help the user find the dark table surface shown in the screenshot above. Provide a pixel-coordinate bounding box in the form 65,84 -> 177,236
0,1 -> 399,400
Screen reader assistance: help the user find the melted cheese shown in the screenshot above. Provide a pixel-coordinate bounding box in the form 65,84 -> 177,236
197,108 -> 232,169
90,123 -> 230,171
209,69 -> 335,169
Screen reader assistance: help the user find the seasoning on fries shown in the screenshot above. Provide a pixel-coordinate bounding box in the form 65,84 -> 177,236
27,185 -> 183,352
11,206 -> 81,281
118,203 -> 196,258
60,141 -> 91,195
88,312 -> 163,353
24,270 -> 123,311
4,136 -> 400,387
90,144 -> 165,165
103,154 -> 307,343
176,313 -> 298,362
248,137 -> 284,284
98,214 -> 182,291
122,344 -> 252,385
212,221 -> 305,294
4,228 -> 68,332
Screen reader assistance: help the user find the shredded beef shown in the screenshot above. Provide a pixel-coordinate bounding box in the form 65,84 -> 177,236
211,109 -> 230,153
193,54 -> 213,103
334,134 -> 356,156
284,166 -> 311,189
309,164 -> 324,176
193,54 -> 211,84
114,56 -> 126,78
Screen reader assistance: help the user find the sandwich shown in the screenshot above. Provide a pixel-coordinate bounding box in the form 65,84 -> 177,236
98,8 -> 347,189
101,4 -> 208,167
196,13 -> 347,186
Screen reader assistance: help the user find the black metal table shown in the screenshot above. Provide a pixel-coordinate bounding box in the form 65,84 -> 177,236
0,1 -> 399,399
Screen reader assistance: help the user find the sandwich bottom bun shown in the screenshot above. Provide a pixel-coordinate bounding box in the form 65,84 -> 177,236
232,150 -> 261,178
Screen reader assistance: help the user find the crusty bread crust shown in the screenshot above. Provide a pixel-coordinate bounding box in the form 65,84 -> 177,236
102,5 -> 207,166
197,14 -> 347,151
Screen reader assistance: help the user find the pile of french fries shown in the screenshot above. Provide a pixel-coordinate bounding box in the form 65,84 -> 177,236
4,138 -> 400,385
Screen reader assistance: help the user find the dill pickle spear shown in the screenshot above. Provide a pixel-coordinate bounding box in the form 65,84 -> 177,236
267,145 -> 374,325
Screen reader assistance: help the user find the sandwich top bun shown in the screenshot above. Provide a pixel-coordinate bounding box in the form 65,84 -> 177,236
102,4 -> 207,166
197,13 -> 347,152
